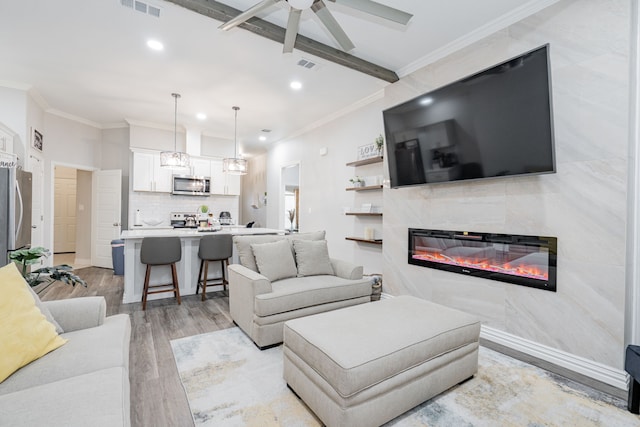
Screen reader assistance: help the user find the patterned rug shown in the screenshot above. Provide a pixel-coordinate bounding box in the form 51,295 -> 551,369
170,328 -> 639,427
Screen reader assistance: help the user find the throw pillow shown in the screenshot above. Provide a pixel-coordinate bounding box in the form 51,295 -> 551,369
27,284 -> 64,334
0,263 -> 67,383
251,239 -> 298,282
293,239 -> 335,277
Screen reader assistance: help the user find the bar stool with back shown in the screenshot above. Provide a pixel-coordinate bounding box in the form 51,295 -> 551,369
140,236 -> 182,310
197,234 -> 233,301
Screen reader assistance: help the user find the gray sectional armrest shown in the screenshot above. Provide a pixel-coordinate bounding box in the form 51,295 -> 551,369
43,296 -> 107,333
331,259 -> 364,280
228,264 -> 273,338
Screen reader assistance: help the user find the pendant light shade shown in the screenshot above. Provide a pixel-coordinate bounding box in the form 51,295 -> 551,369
161,93 -> 190,169
223,106 -> 248,175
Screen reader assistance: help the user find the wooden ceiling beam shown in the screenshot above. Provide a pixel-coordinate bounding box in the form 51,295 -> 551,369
165,0 -> 399,83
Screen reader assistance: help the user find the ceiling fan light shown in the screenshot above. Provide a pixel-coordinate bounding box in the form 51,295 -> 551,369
223,157 -> 248,175
288,0 -> 314,10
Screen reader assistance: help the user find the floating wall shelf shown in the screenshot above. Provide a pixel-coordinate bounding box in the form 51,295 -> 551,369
345,237 -> 383,245
346,156 -> 383,167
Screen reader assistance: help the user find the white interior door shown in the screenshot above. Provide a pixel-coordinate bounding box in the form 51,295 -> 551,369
54,166 -> 77,253
91,169 -> 122,268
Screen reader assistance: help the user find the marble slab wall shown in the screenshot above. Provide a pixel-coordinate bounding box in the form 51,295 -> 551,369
383,0 -> 630,369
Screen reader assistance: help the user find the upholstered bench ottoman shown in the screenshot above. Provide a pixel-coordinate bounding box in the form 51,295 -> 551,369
283,295 -> 481,427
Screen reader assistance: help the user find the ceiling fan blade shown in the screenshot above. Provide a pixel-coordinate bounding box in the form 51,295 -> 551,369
219,0 -> 280,31
311,0 -> 355,52
329,0 -> 413,25
283,8 -> 302,53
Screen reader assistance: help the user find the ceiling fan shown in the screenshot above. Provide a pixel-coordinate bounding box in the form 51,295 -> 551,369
219,0 -> 413,53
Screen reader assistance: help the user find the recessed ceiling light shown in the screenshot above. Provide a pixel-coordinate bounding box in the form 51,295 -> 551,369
196,113 -> 207,120
290,81 -> 303,90
147,39 -> 164,51
259,135 -> 267,141
419,97 -> 433,106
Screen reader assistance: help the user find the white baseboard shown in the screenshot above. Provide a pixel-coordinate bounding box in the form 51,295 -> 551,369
380,292 -> 394,300
481,325 -> 629,391
73,258 -> 91,267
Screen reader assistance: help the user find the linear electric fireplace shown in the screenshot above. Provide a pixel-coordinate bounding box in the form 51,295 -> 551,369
408,228 -> 557,292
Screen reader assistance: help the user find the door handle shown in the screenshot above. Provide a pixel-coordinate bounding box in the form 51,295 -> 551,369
113,222 -> 121,227
31,225 -> 37,229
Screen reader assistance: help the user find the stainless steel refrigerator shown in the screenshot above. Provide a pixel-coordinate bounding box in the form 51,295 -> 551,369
0,167 -> 32,267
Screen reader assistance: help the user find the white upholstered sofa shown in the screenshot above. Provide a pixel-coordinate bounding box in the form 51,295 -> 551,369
0,296 -> 131,426
229,231 -> 373,348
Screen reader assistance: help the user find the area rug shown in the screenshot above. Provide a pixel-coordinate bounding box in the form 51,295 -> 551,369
170,328 -> 639,427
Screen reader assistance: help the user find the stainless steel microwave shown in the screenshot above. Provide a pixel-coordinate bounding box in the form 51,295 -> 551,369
172,175 -> 211,196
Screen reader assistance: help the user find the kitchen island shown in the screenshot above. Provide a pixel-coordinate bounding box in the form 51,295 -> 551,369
120,227 -> 283,304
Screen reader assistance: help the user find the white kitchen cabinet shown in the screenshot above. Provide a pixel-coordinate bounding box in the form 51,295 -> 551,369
210,159 -> 241,196
190,158 -> 211,177
132,152 -> 173,193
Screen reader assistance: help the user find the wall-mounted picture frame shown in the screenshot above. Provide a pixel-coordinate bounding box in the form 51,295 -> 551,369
33,129 -> 43,152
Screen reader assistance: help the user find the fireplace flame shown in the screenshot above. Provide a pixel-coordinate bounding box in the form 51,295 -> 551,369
413,251 -> 548,281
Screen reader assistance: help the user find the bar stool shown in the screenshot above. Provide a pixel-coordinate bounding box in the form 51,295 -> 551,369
197,234 -> 233,301
140,236 -> 182,310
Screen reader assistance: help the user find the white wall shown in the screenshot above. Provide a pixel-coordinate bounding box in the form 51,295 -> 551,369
381,0 -> 629,371
265,98 -> 386,274
261,0 -> 631,375
241,154 -> 268,227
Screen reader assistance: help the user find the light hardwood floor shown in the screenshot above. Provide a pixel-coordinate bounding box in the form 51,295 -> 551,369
39,267 -> 234,427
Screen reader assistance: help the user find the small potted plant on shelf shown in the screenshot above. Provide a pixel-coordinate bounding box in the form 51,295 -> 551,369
350,176 -> 365,188
375,134 -> 384,156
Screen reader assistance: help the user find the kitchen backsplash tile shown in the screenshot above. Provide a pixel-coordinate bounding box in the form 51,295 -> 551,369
129,192 -> 239,228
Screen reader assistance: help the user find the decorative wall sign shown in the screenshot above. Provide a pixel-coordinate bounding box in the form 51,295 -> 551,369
357,143 -> 378,161
0,152 -> 17,168
33,129 -> 43,152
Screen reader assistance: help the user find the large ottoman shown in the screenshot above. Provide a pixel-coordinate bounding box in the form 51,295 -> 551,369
283,295 -> 481,427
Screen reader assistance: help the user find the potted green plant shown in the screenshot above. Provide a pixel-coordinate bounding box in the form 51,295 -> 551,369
375,134 -> 384,156
9,247 -> 87,290
350,176 -> 365,188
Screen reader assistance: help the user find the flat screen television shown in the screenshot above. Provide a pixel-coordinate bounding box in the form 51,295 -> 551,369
383,44 -> 555,189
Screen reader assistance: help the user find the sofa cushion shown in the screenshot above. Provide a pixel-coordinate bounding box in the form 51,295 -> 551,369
0,314 -> 131,394
254,275 -> 373,317
0,367 -> 130,427
234,231 -> 326,272
27,285 -> 63,334
235,235 -> 284,272
0,263 -> 66,384
293,240 -> 334,277
252,240 -> 298,282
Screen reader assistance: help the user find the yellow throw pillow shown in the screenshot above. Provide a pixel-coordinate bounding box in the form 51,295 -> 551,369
0,263 -> 67,383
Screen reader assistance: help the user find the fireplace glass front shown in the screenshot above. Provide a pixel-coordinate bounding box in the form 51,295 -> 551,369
408,229 -> 557,292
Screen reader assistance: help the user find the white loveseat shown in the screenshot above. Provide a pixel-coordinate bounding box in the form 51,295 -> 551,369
0,297 -> 131,427
229,231 -> 373,348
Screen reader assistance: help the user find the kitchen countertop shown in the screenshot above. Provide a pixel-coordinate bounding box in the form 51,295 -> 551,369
121,227 -> 283,239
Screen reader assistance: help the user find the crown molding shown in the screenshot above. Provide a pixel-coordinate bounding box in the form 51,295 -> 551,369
397,0 -> 561,78
283,89 -> 384,142
125,118 -> 185,133
46,109 -> 102,129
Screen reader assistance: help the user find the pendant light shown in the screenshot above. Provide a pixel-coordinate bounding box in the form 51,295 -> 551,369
223,106 -> 248,175
160,93 -> 190,169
